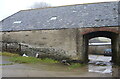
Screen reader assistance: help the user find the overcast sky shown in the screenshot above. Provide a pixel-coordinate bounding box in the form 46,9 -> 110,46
0,0 -> 118,21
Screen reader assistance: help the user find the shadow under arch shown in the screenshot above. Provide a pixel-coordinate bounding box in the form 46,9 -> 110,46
83,31 -> 119,64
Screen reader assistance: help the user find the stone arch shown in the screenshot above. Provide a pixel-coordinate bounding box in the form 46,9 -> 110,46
81,27 -> 119,35
77,29 -> 120,65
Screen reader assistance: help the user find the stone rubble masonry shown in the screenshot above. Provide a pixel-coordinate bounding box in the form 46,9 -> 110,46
0,27 -> 120,63
1,28 -> 79,60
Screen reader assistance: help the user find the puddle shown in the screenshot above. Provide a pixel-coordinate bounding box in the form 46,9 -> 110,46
88,55 -> 120,77
88,65 -> 112,74
1,56 -> 14,65
88,55 -> 112,74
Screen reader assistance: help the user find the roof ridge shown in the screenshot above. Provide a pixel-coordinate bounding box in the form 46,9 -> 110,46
21,1 -> 117,12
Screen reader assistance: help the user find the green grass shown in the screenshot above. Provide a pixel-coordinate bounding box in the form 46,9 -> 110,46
0,63 -> 14,66
0,52 -> 58,64
10,56 -> 40,64
0,52 -> 19,57
41,58 -> 59,63
10,56 -> 59,64
0,52 -> 85,69
68,63 -> 84,69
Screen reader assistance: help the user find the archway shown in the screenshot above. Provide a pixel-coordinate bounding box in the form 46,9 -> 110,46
88,37 -> 112,62
81,31 -> 119,64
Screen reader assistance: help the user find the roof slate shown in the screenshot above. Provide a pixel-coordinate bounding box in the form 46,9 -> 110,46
1,1 -> 119,31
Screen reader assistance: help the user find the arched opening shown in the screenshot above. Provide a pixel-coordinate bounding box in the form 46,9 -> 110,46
82,31 -> 118,64
88,37 -> 112,63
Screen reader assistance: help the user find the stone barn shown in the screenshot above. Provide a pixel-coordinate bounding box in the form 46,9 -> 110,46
0,1 -> 120,64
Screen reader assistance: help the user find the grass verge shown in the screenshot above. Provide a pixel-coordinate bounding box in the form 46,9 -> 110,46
1,52 -> 85,69
0,52 -> 58,64
0,63 -> 14,66
0,52 -> 19,57
10,56 -> 59,64
68,63 -> 85,69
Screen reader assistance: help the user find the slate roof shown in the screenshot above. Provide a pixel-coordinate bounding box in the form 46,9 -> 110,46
1,1 -> 120,31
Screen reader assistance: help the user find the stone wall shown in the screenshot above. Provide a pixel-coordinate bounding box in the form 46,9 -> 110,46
1,27 -> 120,64
0,32 -> 2,51
1,28 -> 79,60
116,27 -> 120,65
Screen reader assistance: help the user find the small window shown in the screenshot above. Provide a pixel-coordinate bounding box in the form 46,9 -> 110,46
13,21 -> 22,24
50,16 -> 57,20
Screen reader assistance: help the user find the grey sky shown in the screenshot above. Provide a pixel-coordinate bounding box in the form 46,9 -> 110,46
0,0 -> 117,21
